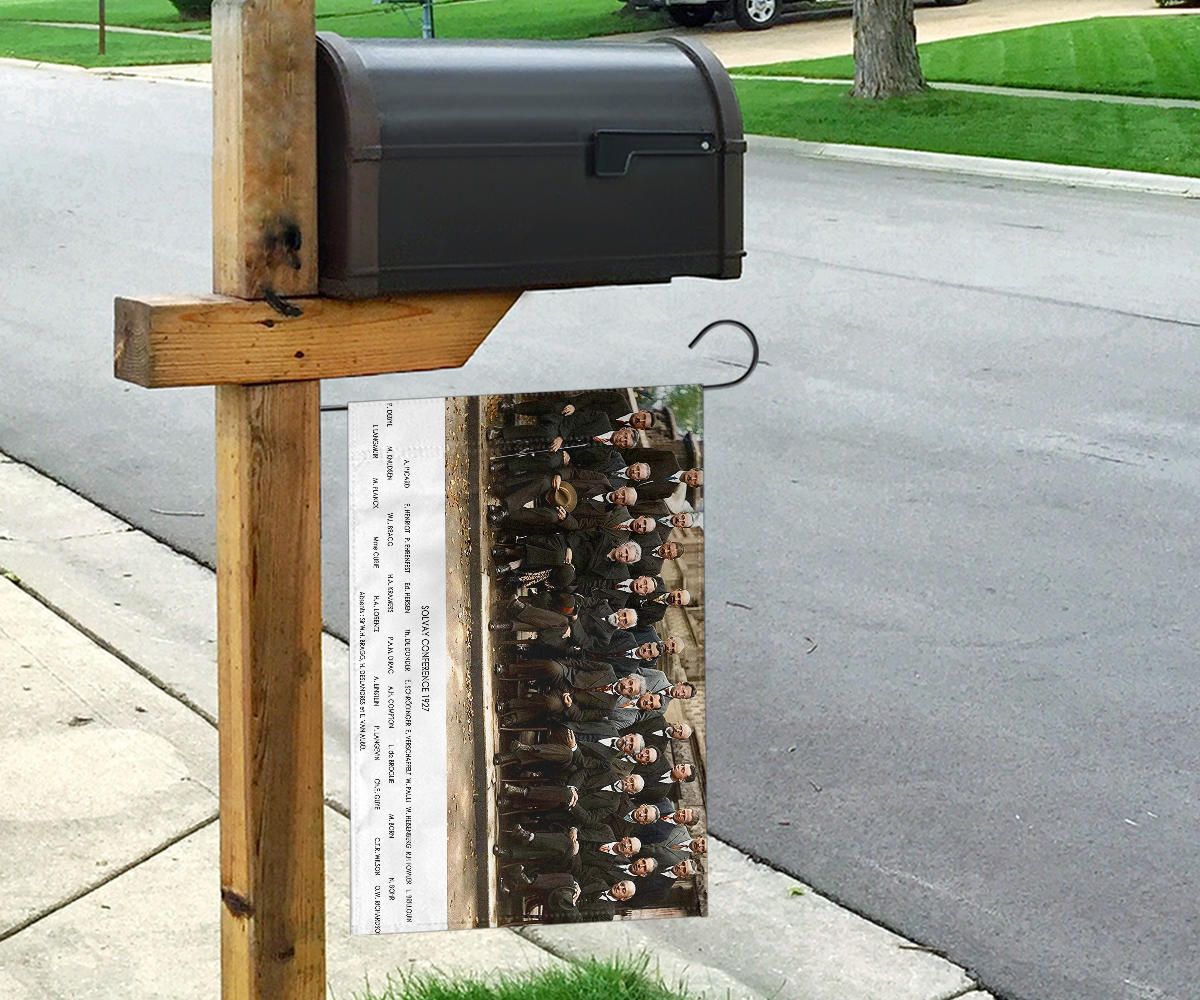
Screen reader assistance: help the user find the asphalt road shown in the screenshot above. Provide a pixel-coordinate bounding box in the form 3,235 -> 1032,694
3,62 -> 1200,1000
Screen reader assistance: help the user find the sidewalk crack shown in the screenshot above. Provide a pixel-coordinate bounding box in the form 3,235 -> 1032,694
0,569 -> 218,729
0,811 -> 218,945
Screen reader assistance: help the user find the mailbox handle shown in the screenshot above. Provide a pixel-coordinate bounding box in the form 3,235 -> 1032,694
592,130 -> 718,178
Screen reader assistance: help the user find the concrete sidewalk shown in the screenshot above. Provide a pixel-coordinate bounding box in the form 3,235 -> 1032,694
0,449 -> 992,1000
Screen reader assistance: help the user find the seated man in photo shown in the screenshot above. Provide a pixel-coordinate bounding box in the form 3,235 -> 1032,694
488,399 -> 614,447
496,671 -> 645,728
534,603 -> 639,656
629,587 -> 691,627
634,761 -> 697,804
625,717 -> 691,749
591,636 -> 677,672
500,871 -> 635,923
630,539 -> 681,578
493,730 -> 646,775
499,770 -> 645,814
642,834 -> 707,872
630,801 -> 700,846
633,858 -> 700,906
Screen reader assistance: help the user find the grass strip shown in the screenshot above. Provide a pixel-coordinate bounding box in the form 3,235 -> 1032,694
0,21 -> 209,65
0,0 -> 666,41
350,957 -> 697,1000
739,15 -> 1200,101
735,78 -> 1200,177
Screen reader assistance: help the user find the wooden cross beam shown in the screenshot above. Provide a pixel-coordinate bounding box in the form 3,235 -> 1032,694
113,0 -> 516,995
114,291 -> 519,388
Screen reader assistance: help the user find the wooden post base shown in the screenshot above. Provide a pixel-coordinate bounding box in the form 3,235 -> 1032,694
217,381 -> 326,999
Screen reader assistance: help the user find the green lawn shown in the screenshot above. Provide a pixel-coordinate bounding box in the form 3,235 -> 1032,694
0,20 -> 209,64
735,79 -> 1200,176
0,0 -> 666,63
323,0 -> 666,42
354,959 -> 695,1000
0,0 -> 481,29
740,15 -> 1200,100
0,0 -> 204,31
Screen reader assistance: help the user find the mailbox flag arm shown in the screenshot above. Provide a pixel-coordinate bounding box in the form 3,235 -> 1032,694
592,130 -> 718,178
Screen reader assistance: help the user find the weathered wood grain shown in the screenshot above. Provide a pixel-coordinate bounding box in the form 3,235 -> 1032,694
114,291 -> 519,387
211,0 -> 318,299
216,381 -> 325,1000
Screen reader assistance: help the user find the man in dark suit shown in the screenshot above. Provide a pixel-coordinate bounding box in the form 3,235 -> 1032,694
573,733 -> 651,770
491,534 -> 639,587
574,832 -> 644,880
549,392 -> 656,430
626,719 -> 692,758
570,487 -> 638,531
500,768 -> 644,813
495,824 -> 579,866
570,534 -> 642,583
633,470 -> 702,503
590,637 -> 669,674
628,587 -> 690,627
634,858 -> 699,906
630,539 -> 680,579
495,656 -> 613,687
539,602 -> 638,656
490,595 -> 580,634
493,730 -> 647,778
496,670 -> 644,728
490,400 -> 613,448
541,876 -> 637,923
642,834 -> 707,872
635,761 -> 696,800
619,447 -> 679,482
636,803 -> 700,846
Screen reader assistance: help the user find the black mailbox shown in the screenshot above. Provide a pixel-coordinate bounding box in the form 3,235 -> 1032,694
315,33 -> 745,298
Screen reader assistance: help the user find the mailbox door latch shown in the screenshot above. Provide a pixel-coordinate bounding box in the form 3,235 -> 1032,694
592,130 -> 718,178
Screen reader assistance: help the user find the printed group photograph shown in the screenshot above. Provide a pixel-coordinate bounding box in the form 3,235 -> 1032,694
440,384 -> 707,929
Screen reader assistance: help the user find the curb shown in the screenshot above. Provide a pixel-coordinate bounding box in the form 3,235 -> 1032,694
0,55 -> 91,73
0,449 -> 990,1000
748,134 -> 1200,198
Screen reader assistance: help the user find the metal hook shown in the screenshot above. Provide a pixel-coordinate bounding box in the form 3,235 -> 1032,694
688,319 -> 759,390
322,319 -> 759,410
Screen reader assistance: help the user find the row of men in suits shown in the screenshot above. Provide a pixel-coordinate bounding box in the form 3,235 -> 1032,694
492,726 -> 707,922
485,391 -> 705,923
486,391 -> 701,585
486,395 -> 701,678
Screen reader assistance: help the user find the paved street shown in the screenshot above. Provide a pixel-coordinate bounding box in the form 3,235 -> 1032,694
2,62 -> 1199,1000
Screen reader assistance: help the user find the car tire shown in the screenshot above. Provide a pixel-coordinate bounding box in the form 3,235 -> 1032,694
668,3 -> 717,26
733,0 -> 780,30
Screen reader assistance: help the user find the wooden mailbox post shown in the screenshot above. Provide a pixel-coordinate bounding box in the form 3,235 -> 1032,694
113,1 -> 516,995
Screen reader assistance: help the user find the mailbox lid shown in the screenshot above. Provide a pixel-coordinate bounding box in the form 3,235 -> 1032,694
322,35 -> 741,147
316,34 -> 744,295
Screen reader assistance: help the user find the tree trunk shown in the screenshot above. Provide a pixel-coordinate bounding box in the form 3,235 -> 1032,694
852,0 -> 927,99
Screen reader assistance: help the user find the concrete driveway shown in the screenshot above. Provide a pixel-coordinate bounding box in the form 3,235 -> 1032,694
616,0 -> 1188,68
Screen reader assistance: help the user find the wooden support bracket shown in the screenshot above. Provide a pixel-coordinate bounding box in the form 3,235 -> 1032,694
114,291 -> 521,387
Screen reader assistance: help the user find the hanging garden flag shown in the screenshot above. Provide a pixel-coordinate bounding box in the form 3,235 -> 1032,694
348,387 -> 707,932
